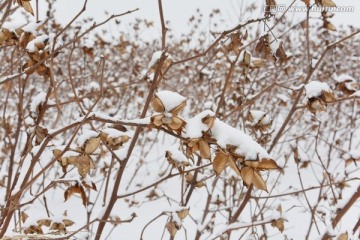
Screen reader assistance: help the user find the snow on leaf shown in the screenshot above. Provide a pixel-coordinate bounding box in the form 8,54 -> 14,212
148,50 -> 173,68
26,35 -> 48,52
211,119 -> 272,161
165,146 -> 190,168
77,130 -> 99,147
22,21 -> 43,33
30,91 -> 47,113
183,110 -> 215,138
155,90 -> 186,113
305,81 -> 332,99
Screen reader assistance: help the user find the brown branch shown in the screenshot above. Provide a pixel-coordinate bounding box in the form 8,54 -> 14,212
94,51 -> 168,240
332,185 -> 360,228
158,0 -> 167,50
230,185 -> 253,223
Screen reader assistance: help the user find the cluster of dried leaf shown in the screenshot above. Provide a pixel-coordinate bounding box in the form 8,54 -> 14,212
0,0 -> 359,239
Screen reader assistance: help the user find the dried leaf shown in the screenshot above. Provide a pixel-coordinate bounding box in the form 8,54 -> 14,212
240,167 -> 268,192
302,0 -> 310,6
243,51 -> 251,65
195,181 -> 206,188
293,147 -> 300,164
84,137 -> 100,154
275,41 -> 288,62
62,219 -> 75,227
50,221 -> 66,233
271,218 -> 285,232
213,152 -> 230,175
307,98 -> 326,113
177,208 -> 190,220
202,115 -> 215,129
337,232 -> 348,240
18,0 -> 34,16
322,0 -> 336,7
151,114 -> 164,127
251,59 -> 265,68
82,180 -> 97,191
324,22 -> 337,31
171,100 -> 186,115
53,149 -> 63,158
35,125 -> 48,145
166,221 -> 179,237
76,155 -> 93,178
228,158 -> 241,175
64,183 -> 87,206
151,97 -> 165,113
37,219 -> 51,227
185,172 -> 194,184
168,116 -> 185,130
198,139 -> 211,159
300,160 -> 310,169
245,158 -> 279,170
322,91 -> 335,102
20,211 -> 28,223
24,225 -> 43,234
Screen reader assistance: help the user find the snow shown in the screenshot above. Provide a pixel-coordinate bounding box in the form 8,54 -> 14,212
22,21 -> 43,33
334,74 -> 356,83
166,146 -> 189,164
271,40 -> 281,55
114,144 -> 130,160
182,110 -> 215,138
148,50 -> 173,68
248,110 -> 271,125
101,128 -> 126,138
2,21 -> 24,32
30,92 -> 47,113
351,90 -> 360,97
77,130 -> 99,146
348,150 -> 360,159
83,38 -> 95,48
277,93 -> 289,102
211,119 -> 271,160
155,90 -> 186,112
26,35 -> 49,52
93,112 -> 151,125
305,81 -> 332,99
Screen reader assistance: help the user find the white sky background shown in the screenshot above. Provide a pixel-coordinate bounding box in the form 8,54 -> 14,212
35,0 -> 360,42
